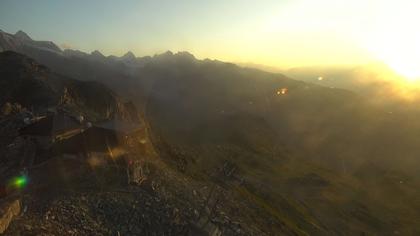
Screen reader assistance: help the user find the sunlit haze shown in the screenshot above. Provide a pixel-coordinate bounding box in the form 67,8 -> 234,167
3,1 -> 420,234
1,0 -> 419,79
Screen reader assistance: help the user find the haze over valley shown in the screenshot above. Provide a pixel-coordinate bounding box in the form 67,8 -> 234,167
1,1 -> 420,235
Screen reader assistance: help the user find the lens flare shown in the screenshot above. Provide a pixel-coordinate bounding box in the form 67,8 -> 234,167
9,175 -> 28,189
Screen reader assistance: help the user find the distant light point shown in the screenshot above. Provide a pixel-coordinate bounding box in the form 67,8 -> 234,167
277,88 -> 288,95
318,76 -> 324,81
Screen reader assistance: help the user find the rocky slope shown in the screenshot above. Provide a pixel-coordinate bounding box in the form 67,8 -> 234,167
0,51 -> 137,122
2,30 -> 420,234
0,52 -> 287,235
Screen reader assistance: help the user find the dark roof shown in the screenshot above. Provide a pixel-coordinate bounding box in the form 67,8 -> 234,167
93,120 -> 142,135
20,116 -> 53,136
53,126 -> 119,154
51,112 -> 81,134
20,112 -> 82,136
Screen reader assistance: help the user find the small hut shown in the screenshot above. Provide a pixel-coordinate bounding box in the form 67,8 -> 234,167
52,119 -> 143,156
19,112 -> 84,148
20,112 -> 83,138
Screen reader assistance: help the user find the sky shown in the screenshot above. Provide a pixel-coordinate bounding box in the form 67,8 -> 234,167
1,0 -> 419,76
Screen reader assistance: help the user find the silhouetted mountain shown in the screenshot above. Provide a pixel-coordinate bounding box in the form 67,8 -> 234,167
2,30 -> 420,235
62,48 -> 88,58
90,50 -> 107,62
0,51 -> 137,122
0,51 -> 268,236
121,51 -> 136,62
0,30 -> 61,54
14,30 -> 32,41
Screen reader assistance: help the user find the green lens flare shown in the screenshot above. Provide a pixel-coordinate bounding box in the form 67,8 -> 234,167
13,176 -> 28,188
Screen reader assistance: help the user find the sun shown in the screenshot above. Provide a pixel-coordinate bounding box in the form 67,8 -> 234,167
371,34 -> 420,81
365,32 -> 420,82
379,50 -> 420,82
361,1 -> 420,82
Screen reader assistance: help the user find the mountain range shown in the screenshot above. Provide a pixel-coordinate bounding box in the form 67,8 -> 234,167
1,30 -> 420,235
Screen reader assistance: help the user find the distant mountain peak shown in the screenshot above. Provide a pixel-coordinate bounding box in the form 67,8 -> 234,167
63,49 -> 88,58
14,30 -> 32,41
91,50 -> 105,58
153,51 -> 174,60
122,51 -> 136,60
163,50 -> 173,56
175,51 -> 196,60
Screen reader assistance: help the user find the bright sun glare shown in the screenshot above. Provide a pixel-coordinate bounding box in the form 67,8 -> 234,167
362,1 -> 420,81
260,0 -> 420,82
